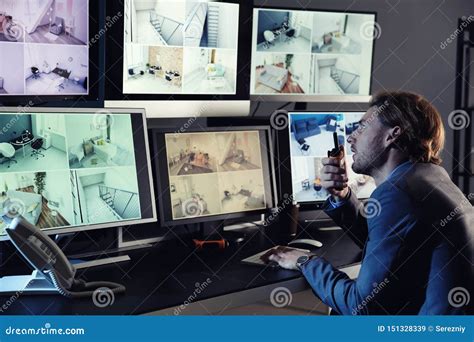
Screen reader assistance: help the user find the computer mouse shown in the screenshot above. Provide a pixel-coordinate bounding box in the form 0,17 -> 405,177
288,239 -> 323,248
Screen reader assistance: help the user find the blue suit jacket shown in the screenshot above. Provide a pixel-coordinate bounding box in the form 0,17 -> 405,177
301,161 -> 473,315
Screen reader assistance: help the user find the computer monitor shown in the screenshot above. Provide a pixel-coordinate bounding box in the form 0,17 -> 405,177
288,111 -> 376,204
152,123 -> 278,226
0,108 -> 157,241
105,0 -> 252,117
0,0 -> 102,106
250,7 -> 376,102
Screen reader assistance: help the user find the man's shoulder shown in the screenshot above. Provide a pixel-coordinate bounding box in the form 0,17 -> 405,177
376,162 -> 450,196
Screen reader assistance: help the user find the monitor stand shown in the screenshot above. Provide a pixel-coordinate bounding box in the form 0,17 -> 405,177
194,216 -> 265,246
294,102 -> 308,111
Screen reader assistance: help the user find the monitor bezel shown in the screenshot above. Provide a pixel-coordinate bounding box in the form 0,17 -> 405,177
0,107 -> 157,241
249,5 -> 378,103
285,110 -> 374,210
152,123 -> 278,227
105,0 -> 252,102
0,0 -> 104,107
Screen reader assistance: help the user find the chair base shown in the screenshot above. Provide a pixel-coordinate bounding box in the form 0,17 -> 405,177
31,150 -> 45,160
0,158 -> 18,168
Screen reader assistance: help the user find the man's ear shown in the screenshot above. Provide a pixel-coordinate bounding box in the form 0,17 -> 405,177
385,126 -> 402,147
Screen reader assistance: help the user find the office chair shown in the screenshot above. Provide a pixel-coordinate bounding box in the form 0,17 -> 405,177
31,67 -> 40,79
263,30 -> 276,49
285,29 -> 296,43
0,143 -> 17,168
30,138 -> 45,160
50,17 -> 64,35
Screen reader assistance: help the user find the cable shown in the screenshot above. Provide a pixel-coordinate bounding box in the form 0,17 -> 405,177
250,101 -> 261,117
49,271 -> 126,298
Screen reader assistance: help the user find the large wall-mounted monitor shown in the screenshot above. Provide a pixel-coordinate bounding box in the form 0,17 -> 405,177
250,7 -> 376,102
152,124 -> 278,226
0,108 -> 156,241
0,0 -> 102,106
288,111 -> 376,204
105,0 -> 252,117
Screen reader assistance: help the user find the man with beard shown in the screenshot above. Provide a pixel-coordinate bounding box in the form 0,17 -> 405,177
265,91 -> 473,315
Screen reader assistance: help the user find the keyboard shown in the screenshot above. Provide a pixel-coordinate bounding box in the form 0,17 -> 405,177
241,246 -> 310,267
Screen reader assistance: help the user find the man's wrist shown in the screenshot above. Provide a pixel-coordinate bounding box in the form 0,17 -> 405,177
332,188 -> 351,203
296,254 -> 318,271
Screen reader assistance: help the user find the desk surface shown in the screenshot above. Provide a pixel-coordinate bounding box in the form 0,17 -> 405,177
0,225 -> 361,315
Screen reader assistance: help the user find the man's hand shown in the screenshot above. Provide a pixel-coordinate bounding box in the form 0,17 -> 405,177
321,149 -> 349,201
260,246 -> 311,270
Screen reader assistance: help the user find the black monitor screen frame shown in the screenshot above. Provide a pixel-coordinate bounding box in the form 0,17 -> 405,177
152,124 -> 278,226
249,5 -> 377,103
105,0 -> 252,102
282,110 -> 376,211
0,107 -> 157,241
0,0 -> 103,107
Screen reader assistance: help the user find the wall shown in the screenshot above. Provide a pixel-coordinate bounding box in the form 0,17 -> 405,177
65,115 -> 104,151
104,167 -> 138,193
70,0 -> 89,44
291,54 -> 311,93
216,3 -> 239,49
257,9 -> 289,44
214,50 -> 236,90
154,1 -> 185,23
149,46 -> 183,73
291,11 -> 312,40
312,13 -> 344,46
134,0 -> 156,11
0,115 -> 32,143
109,115 -> 135,152
0,44 -> 25,94
235,132 -> 261,166
254,0 -> 474,183
43,171 -> 74,225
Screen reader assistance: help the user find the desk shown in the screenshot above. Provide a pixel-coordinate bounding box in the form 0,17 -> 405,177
0,224 -> 361,315
52,67 -> 71,79
11,136 -> 34,158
